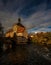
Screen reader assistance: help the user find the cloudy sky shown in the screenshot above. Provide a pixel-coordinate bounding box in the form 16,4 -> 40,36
0,0 -> 51,33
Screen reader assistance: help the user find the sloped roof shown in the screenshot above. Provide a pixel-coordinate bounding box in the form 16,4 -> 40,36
6,29 -> 13,33
16,18 -> 25,28
17,22 -> 25,28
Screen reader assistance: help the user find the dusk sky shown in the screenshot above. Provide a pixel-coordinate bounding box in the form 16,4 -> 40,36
0,0 -> 51,33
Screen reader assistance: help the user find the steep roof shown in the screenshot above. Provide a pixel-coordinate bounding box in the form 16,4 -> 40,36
17,22 -> 25,28
6,29 -> 13,33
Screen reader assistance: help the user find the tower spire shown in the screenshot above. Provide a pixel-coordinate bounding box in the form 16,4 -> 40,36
18,18 -> 21,23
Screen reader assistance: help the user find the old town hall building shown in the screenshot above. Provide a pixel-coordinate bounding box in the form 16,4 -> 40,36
5,18 -> 28,44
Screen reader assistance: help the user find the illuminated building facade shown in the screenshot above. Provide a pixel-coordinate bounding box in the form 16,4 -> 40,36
5,18 -> 28,39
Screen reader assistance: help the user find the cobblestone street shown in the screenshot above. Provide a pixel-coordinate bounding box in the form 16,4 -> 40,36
0,44 -> 51,65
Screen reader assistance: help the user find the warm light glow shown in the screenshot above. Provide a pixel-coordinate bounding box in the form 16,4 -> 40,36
17,26 -> 25,33
13,25 -> 17,32
30,35 -> 34,38
35,32 -> 37,33
5,23 -> 28,39
16,33 -> 23,36
5,31 -> 14,38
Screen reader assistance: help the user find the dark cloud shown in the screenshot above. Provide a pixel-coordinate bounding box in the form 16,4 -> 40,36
0,0 -> 51,32
0,0 -> 50,14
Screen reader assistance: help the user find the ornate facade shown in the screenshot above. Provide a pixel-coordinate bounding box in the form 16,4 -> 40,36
5,18 -> 28,39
